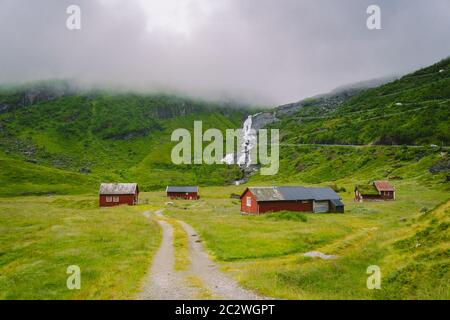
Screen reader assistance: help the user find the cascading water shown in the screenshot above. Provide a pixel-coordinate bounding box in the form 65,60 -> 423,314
222,114 -> 259,184
222,114 -> 258,167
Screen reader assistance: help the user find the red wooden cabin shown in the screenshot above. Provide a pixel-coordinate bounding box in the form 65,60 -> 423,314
354,181 -> 395,202
166,186 -> 199,200
99,183 -> 139,207
240,186 -> 344,214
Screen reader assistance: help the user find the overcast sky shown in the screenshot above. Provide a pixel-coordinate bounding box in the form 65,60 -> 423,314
1,0 -> 449,105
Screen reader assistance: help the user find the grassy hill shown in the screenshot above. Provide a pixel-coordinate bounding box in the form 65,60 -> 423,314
0,58 -> 448,196
0,83 -> 248,195
253,144 -> 449,189
246,57 -> 450,187
377,200 -> 449,299
270,57 -> 449,146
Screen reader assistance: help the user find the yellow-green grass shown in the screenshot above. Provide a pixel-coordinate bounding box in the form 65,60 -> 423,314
0,195 -> 161,299
185,275 -> 212,299
1,177 -> 448,300
137,205 -> 191,271
157,180 -> 449,300
166,217 -> 191,271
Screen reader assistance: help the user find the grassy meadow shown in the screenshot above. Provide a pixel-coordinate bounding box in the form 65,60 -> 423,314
158,179 -> 449,300
0,175 -> 448,299
0,195 -> 160,299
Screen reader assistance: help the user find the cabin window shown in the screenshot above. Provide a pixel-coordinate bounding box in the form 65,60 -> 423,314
246,197 -> 252,207
301,200 -> 308,204
106,196 -> 112,203
113,196 -> 119,203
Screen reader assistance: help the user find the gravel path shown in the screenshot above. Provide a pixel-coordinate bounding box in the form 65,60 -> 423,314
138,210 -> 267,300
179,220 -> 264,299
138,212 -> 196,300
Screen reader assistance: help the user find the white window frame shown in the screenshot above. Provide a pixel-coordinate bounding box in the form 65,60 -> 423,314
106,196 -> 112,203
246,196 -> 252,207
113,196 -> 119,203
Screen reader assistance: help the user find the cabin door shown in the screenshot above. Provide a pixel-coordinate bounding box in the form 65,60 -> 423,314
313,201 -> 329,213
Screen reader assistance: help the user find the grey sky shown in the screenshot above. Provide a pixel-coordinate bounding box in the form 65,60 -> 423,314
0,0 -> 449,105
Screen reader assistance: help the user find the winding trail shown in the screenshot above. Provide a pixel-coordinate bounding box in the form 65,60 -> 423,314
138,210 -> 266,300
138,213 -> 195,300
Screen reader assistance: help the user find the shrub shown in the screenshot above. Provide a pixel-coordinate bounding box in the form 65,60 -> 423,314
329,183 -> 346,193
265,211 -> 308,222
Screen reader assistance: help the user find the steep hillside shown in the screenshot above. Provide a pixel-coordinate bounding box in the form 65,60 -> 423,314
0,82 -> 248,195
270,57 -> 449,146
377,200 -> 450,299
253,144 -> 449,189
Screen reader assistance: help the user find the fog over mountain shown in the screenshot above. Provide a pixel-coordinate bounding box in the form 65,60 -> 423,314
1,0 -> 449,105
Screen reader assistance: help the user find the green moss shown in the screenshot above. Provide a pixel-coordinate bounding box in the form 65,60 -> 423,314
356,184 -> 379,196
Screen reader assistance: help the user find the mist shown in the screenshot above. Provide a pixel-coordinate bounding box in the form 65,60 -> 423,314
1,0 -> 449,105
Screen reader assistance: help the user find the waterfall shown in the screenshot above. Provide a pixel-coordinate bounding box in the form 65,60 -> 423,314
222,114 -> 258,169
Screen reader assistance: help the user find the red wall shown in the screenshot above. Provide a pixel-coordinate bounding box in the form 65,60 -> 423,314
240,189 -> 258,214
167,192 -> 198,200
259,200 -> 313,213
99,194 -> 137,207
240,189 -> 313,214
355,187 -> 395,202
380,191 -> 395,200
355,191 -> 395,201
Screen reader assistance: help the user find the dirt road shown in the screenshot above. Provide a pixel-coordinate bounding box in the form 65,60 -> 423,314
138,210 -> 266,300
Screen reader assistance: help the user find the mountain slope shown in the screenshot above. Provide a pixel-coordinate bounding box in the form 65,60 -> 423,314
270,57 -> 450,146
0,83 -> 248,195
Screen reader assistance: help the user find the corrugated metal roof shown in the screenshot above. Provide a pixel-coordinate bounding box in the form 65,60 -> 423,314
166,186 -> 199,193
330,199 -> 344,207
247,186 -> 340,202
248,187 -> 285,201
276,186 -> 312,200
99,183 -> 138,195
309,188 -> 341,201
374,181 -> 395,191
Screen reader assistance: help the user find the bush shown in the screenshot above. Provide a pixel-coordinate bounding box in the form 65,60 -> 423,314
265,211 -> 308,222
329,183 -> 346,193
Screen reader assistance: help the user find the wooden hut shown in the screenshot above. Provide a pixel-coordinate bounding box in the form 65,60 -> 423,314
166,186 -> 199,200
240,186 -> 344,214
99,183 -> 139,207
354,181 -> 395,202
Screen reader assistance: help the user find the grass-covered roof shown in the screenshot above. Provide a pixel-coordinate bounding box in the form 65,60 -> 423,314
356,184 -> 379,195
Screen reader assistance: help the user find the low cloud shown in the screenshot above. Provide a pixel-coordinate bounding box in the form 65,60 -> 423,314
0,0 -> 449,105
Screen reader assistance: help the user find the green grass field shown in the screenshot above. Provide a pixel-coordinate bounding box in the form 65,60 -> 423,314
160,180 -> 449,300
0,176 -> 448,299
0,195 -> 160,299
